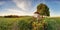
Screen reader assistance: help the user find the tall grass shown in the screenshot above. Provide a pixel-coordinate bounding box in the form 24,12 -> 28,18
0,17 -> 60,30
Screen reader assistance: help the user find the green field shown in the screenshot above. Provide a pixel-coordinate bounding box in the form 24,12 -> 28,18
0,17 -> 60,30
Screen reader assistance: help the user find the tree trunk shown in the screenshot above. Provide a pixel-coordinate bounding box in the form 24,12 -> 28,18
42,15 -> 43,18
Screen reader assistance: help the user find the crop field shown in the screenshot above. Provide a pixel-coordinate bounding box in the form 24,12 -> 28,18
0,17 -> 60,30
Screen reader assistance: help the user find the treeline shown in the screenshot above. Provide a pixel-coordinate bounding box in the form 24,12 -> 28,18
4,15 -> 19,18
0,15 -> 31,18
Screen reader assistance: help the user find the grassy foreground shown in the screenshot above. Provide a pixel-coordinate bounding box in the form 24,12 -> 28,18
0,16 -> 60,30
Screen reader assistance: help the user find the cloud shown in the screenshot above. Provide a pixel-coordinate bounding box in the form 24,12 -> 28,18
13,0 -> 32,11
10,0 -> 34,16
0,8 -> 33,16
0,1 -> 5,5
0,0 -> 34,16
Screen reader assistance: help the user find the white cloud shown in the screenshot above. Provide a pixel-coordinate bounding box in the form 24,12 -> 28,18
0,0 -> 34,16
13,0 -> 32,11
10,0 -> 34,16
0,8 -> 33,16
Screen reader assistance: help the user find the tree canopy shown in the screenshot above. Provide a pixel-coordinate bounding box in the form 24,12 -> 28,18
37,3 -> 50,16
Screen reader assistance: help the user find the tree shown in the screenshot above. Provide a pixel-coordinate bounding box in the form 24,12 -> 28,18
37,3 -> 50,16
33,3 -> 50,30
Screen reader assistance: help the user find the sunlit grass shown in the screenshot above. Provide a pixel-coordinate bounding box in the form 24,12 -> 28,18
0,17 -> 60,30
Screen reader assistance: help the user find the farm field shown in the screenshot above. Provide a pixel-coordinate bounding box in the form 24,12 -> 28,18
0,16 -> 60,30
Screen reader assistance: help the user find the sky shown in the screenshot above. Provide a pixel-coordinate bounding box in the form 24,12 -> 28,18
0,0 -> 60,17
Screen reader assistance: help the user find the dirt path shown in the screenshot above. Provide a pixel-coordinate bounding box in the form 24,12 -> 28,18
12,20 -> 18,30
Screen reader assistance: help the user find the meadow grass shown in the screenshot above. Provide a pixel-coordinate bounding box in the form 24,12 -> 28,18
0,17 -> 60,30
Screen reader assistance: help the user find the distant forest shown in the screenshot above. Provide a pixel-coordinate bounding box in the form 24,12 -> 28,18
0,15 -> 31,18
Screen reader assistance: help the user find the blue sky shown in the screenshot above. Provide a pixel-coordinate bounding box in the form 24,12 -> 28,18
0,0 -> 60,17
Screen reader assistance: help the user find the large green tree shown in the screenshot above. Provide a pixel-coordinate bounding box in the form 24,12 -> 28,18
37,3 -> 50,16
